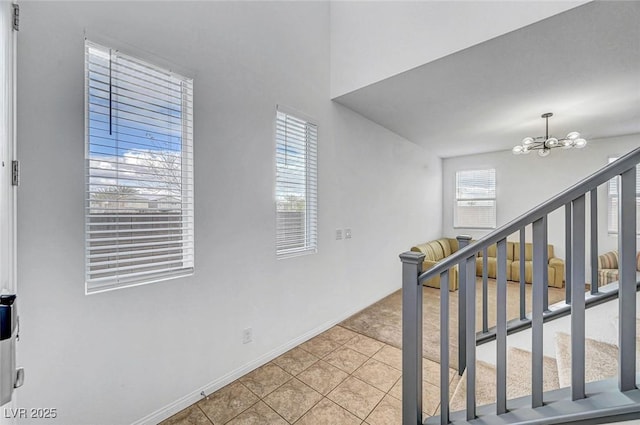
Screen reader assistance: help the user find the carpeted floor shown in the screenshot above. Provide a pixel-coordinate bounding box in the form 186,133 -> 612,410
340,278 -> 570,368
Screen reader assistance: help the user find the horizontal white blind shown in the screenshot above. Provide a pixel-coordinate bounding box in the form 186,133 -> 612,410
275,108 -> 318,258
85,41 -> 194,292
607,157 -> 639,234
454,169 -> 496,229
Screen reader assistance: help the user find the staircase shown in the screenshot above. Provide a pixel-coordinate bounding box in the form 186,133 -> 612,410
449,329 -> 639,411
399,147 -> 640,425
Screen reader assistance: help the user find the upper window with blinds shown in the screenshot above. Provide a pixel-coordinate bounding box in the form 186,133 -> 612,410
607,157 -> 639,234
454,169 -> 496,229
275,107 -> 318,259
85,40 -> 194,293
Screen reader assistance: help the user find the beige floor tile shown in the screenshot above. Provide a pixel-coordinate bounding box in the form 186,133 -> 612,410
344,335 -> 384,357
422,381 -> 442,416
387,378 -> 441,416
273,347 -> 319,376
320,326 -> 359,345
239,363 -> 292,398
297,360 -> 349,395
295,398 -> 361,425
225,401 -> 287,425
160,405 -> 212,425
365,394 -> 401,425
300,335 -> 342,358
372,345 -> 402,370
263,378 -> 323,423
198,382 -> 258,425
353,359 -> 402,392
423,357 -> 456,387
327,376 -> 385,420
325,346 -> 369,374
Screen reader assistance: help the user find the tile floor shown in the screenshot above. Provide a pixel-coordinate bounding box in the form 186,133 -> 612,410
160,325 -> 459,425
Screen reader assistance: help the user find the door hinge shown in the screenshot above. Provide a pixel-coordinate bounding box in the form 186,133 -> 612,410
11,161 -> 19,186
12,4 -> 19,31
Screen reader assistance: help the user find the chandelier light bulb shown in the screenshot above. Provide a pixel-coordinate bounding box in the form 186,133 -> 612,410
574,138 -> 587,148
522,137 -> 534,146
512,113 -> 586,157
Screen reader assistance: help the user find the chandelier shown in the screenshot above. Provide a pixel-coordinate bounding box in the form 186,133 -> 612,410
512,113 -> 587,157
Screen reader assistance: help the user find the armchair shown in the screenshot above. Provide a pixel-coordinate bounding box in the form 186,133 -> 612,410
597,250 -> 640,286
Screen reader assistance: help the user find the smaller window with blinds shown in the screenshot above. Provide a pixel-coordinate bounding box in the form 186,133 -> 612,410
85,40 -> 194,293
606,157 -> 640,234
454,169 -> 496,229
275,106 -> 318,258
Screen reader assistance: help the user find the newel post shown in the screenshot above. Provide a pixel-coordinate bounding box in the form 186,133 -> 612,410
456,235 -> 472,374
400,251 -> 425,425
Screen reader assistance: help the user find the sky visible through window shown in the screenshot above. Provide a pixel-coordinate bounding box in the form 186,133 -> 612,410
87,43 -> 190,211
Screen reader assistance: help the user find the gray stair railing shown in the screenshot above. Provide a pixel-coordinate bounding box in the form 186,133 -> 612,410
400,146 -> 640,425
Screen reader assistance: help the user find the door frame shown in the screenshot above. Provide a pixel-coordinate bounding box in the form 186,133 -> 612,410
1,1 -> 16,296
0,2 -> 18,422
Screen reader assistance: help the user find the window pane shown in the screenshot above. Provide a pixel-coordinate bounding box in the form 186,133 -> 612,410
85,41 -> 194,292
455,169 -> 496,228
607,158 -> 639,234
275,108 -> 318,258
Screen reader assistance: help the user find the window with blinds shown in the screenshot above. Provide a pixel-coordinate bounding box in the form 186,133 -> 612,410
607,157 -> 639,234
454,169 -> 496,229
275,107 -> 318,258
85,40 -> 194,293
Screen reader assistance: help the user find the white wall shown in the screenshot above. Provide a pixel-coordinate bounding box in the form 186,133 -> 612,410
15,2 -> 441,424
329,1 -> 588,98
442,134 -> 640,281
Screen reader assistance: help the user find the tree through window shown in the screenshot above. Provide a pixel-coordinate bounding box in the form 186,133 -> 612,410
85,41 -> 194,293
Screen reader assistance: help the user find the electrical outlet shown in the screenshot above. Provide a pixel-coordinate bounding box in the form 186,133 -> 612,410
345,228 -> 352,239
242,328 -> 253,344
336,229 -> 343,240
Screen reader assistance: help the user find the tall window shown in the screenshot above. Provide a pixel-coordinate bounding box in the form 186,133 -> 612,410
275,107 -> 318,258
607,157 -> 639,234
454,169 -> 496,229
85,41 -> 194,293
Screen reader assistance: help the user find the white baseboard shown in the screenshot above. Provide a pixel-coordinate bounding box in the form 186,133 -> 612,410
130,293 -> 393,425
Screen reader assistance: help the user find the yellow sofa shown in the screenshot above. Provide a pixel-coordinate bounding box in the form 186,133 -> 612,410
475,242 -> 565,288
411,238 -> 565,290
476,242 -> 515,281
510,243 -> 565,288
410,238 -> 460,291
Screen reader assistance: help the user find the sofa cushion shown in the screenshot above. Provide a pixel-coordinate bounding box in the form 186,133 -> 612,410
510,261 -> 557,287
411,240 -> 446,262
513,243 -> 554,261
478,242 -> 515,261
599,269 -> 619,286
436,238 -> 456,257
598,251 -> 619,270
476,257 -> 513,281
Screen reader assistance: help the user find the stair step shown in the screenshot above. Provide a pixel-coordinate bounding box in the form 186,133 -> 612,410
554,332 -> 619,388
506,346 -> 560,397
450,360 -> 496,412
449,347 -> 559,412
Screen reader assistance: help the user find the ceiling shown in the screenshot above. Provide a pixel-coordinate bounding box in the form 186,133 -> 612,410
333,1 -> 640,158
